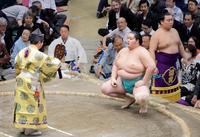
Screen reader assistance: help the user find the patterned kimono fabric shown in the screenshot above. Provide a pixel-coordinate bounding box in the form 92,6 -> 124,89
13,45 -> 60,129
151,52 -> 180,102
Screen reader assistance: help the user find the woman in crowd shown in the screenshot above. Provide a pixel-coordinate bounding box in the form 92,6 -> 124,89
178,43 -> 200,106
11,28 -> 31,66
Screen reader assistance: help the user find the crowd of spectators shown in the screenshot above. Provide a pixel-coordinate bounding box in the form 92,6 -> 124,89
0,0 -> 70,78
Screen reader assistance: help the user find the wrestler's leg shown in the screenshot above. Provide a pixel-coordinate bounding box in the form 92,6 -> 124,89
101,77 -> 135,108
121,96 -> 135,109
134,86 -> 150,113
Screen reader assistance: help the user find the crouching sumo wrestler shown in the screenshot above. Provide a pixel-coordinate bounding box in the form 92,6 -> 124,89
101,32 -> 155,113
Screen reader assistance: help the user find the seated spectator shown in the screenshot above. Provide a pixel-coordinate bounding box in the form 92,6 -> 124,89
29,0 -> 57,11
10,28 -> 31,66
102,17 -> 131,48
141,34 -> 151,49
94,35 -> 124,79
96,0 -> 110,18
191,76 -> 200,108
137,0 -> 157,31
48,25 -> 87,77
98,0 -> 138,36
188,36 -> 200,52
31,0 -> 67,39
182,12 -> 200,45
188,0 -> 200,27
178,44 -> 200,106
15,11 -> 39,41
140,19 -> 155,36
0,4 -> 29,52
0,42 -> 10,80
165,0 -> 183,23
0,17 -> 11,80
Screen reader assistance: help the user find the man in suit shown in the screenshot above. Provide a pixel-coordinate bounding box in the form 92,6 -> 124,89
98,0 -> 138,36
182,12 -> 200,44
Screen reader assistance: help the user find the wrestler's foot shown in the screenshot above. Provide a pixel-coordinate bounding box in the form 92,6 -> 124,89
121,98 -> 135,109
139,105 -> 148,114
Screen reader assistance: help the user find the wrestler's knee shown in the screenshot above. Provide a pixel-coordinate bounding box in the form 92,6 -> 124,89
134,86 -> 150,105
101,81 -> 110,95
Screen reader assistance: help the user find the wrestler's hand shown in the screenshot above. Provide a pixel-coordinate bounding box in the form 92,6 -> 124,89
135,80 -> 145,88
111,79 -> 117,87
154,67 -> 159,74
191,95 -> 198,105
194,100 -> 200,108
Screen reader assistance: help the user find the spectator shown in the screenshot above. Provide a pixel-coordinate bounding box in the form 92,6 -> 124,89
140,19 -> 155,36
102,17 -> 131,49
188,36 -> 200,52
188,0 -> 200,26
165,0 -> 184,23
178,44 -> 200,106
10,28 -> 31,66
0,5 -> 29,52
94,35 -> 124,79
141,34 -> 151,49
31,0 -> 67,38
96,0 -> 110,18
137,0 -> 157,31
29,0 -> 57,11
0,17 -> 10,80
182,12 -> 200,44
15,11 -> 39,41
191,76 -> 200,108
98,0 -> 138,36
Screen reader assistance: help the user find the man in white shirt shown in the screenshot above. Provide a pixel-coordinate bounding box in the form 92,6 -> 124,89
48,25 -> 87,74
165,0 -> 184,23
102,17 -> 131,48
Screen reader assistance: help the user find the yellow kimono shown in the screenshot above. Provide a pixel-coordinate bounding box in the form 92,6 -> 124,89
13,45 -> 61,129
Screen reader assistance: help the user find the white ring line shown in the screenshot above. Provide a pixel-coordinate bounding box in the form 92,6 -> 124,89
0,132 -> 14,137
48,126 -> 73,136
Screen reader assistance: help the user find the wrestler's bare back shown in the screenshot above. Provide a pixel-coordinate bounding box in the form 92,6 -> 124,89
115,47 -> 147,79
152,28 -> 181,54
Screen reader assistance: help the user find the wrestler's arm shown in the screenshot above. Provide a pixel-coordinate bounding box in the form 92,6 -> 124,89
140,48 -> 156,85
110,50 -> 121,86
148,32 -> 159,61
176,30 -> 188,62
